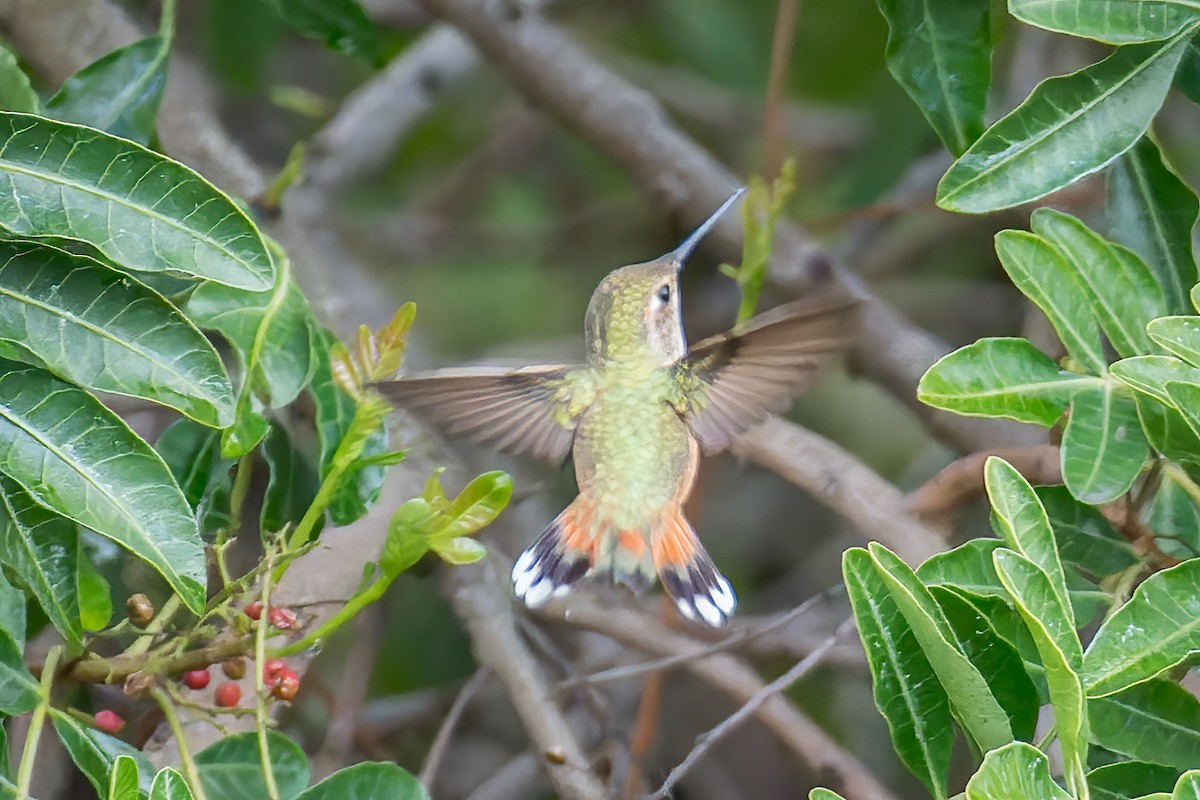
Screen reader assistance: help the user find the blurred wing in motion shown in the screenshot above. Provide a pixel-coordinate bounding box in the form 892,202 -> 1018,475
673,295 -> 859,454
377,365 -> 591,465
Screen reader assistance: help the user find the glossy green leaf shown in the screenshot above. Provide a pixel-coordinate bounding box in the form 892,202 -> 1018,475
995,229 -> 1106,373
0,46 -> 38,114
1134,393 -> 1200,468
936,33 -> 1193,213
429,535 -> 487,565
993,550 -> 1089,794
1061,380 -> 1149,503
0,361 -> 205,613
810,791 -> 848,800
1112,355 -> 1200,407
0,475 -> 82,649
1179,40 -> 1200,103
51,710 -> 154,796
1037,486 -> 1138,577
195,731 -> 310,800
260,422 -> 319,535
0,240 -> 234,426
149,767 -> 194,800
0,569 -> 23,649
843,548 -> 952,800
0,720 -> 8,781
76,541 -> 112,632
431,471 -> 513,541
931,586 -> 1040,741
984,457 -> 1073,620
1089,761 -> 1181,800
876,0 -> 990,154
156,418 -> 232,537
263,0 -> 380,63
107,754 -> 141,800
1107,136 -> 1199,313
919,538 -> 1008,598
869,542 -> 1012,752
1032,208 -> 1166,358
380,498 -> 435,578
1009,0 -> 1200,44
1145,465 -> 1200,558
45,36 -> 167,145
1177,772 -> 1200,799
0,626 -> 36,714
294,763 -> 428,800
1166,382 -> 1200,443
966,741 -> 1073,800
1085,559 -> 1200,696
918,338 -> 1096,425
0,112 -> 272,290
1091,679 -> 1200,770
1149,317 -> 1200,367
310,329 -> 388,526
185,257 -> 318,411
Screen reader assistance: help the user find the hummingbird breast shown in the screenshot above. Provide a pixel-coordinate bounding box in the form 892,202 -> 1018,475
573,365 -> 698,530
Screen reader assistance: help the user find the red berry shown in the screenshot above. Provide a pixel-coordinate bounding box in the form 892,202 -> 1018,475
262,658 -> 287,682
95,710 -> 125,734
267,607 -> 297,630
182,669 -> 211,690
215,681 -> 242,708
244,601 -> 263,621
271,669 -> 300,701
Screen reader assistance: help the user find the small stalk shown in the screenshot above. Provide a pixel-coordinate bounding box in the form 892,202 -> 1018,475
254,551 -> 281,800
151,687 -> 210,800
15,646 -> 62,800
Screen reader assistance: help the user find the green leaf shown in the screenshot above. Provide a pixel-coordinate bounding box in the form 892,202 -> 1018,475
156,419 -> 232,537
0,112 -> 273,290
984,457 -> 1074,622
431,471 -> 512,541
195,731 -> 310,800
965,741 -> 1073,800
1009,0 -> 1200,44
1179,40 -> 1200,103
0,718 -> 8,781
260,422 -> 319,535
936,32 -> 1194,212
1037,486 -> 1138,577
931,586 -> 1040,742
1061,380 -> 1149,503
1149,317 -> 1200,367
1085,559 -> 1200,696
1177,772 -> 1200,799
107,754 -> 141,800
810,791 -> 848,800
380,498 -> 435,578
76,538 -> 113,631
0,240 -> 235,427
51,710 -> 153,797
310,329 -> 387,526
1112,355 -> 1200,407
1088,762 -> 1181,800
0,625 -> 36,714
294,762 -> 429,800
1091,678 -> 1200,770
1134,393 -> 1200,468
918,338 -> 1096,425
430,536 -> 487,565
842,548 -> 953,800
919,538 -> 1008,598
1107,136 -> 1199,314
1165,381 -> 1200,444
876,0 -> 990,154
186,257 -> 318,411
993,550 -> 1089,794
44,36 -> 167,146
149,767 -> 194,800
868,542 -> 1013,752
994,229 -> 1107,373
0,361 -> 205,613
0,568 -> 22,650
1146,465 -> 1200,558
0,46 -> 38,114
263,0 -> 381,63
0,476 -> 82,649
1031,208 -> 1167,358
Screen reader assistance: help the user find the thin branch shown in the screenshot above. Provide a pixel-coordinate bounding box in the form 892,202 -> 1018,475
554,597 -> 898,800
763,0 -> 801,180
906,444 -> 1062,516
646,619 -> 854,800
418,666 -> 492,789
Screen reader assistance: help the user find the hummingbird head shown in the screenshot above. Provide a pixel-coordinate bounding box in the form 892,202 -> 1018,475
584,189 -> 745,367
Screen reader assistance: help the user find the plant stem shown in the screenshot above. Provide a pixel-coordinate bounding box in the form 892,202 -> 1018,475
254,551 -> 282,800
151,687 -> 210,800
15,646 -> 61,800
216,453 -> 256,588
271,571 -> 391,658
122,594 -> 183,659
158,0 -> 176,41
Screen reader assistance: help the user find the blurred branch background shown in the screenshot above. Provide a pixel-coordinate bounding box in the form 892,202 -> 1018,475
2,0 -> 1198,797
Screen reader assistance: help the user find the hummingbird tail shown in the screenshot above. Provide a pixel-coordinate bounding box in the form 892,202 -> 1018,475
511,497 -> 597,609
652,506 -> 737,628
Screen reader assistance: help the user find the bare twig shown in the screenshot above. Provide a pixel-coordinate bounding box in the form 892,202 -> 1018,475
906,444 -> 1062,515
732,415 -> 946,563
418,667 -> 492,788
556,598 -> 898,800
646,618 -> 855,800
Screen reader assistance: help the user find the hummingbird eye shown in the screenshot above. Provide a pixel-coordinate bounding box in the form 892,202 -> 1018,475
656,284 -> 671,304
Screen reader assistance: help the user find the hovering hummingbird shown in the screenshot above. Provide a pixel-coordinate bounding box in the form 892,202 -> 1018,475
381,190 -> 857,626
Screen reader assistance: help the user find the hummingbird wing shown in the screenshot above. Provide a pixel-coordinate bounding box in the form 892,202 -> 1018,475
377,365 -> 590,464
673,295 -> 859,454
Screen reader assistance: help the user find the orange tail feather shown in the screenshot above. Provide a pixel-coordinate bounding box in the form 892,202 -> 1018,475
652,504 -> 737,627
511,496 -> 597,608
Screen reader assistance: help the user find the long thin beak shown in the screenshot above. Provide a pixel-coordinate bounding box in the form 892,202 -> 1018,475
669,187 -> 747,267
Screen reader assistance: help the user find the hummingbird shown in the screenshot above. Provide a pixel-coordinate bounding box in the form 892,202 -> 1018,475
380,190 -> 857,626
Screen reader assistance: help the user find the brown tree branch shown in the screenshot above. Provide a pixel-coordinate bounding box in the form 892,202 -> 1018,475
906,444 -> 1062,516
